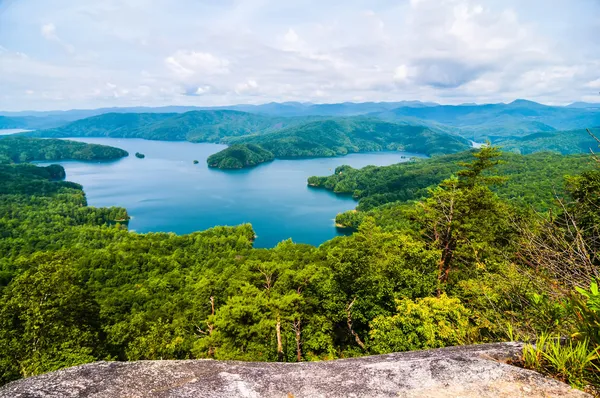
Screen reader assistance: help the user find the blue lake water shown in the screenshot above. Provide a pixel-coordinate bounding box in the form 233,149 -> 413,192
44,138 -> 422,248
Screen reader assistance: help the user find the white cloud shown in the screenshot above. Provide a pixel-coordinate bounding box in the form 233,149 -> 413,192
40,23 -> 75,54
0,0 -> 597,110
235,79 -> 259,95
41,23 -> 57,40
587,79 -> 600,89
165,50 -> 230,78
393,65 -> 409,83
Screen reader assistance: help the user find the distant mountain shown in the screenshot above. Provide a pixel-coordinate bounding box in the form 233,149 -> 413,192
26,113 -> 177,139
1,101 -> 440,120
567,102 -> 600,109
374,101 -> 600,139
18,99 -> 600,147
0,115 -> 71,130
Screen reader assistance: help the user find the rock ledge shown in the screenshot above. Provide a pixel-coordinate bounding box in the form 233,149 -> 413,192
0,342 -> 590,398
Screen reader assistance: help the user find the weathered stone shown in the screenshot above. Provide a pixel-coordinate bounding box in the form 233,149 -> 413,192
0,342 -> 591,398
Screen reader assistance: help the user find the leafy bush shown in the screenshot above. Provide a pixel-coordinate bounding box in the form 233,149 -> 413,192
573,282 -> 600,348
368,295 -> 470,353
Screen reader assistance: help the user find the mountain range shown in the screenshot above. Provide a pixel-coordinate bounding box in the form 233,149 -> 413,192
6,99 -> 600,168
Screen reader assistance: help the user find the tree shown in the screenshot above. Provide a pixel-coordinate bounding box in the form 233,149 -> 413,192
0,254 -> 102,383
415,146 -> 514,294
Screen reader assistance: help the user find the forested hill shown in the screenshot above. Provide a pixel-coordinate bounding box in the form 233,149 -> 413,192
197,118 -> 470,169
234,118 -> 470,157
26,110 -> 321,142
25,113 -> 177,139
308,151 -> 594,213
0,137 -> 128,164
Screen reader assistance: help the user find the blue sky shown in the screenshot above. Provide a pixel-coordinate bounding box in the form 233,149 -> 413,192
0,0 -> 599,110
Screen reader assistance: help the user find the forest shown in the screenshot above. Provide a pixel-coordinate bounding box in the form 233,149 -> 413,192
206,119 -> 469,168
0,137 -> 128,164
0,144 -> 599,392
308,151 -> 594,214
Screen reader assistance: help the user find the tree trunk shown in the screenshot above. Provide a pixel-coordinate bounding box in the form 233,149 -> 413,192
293,319 -> 302,362
276,314 -> 284,362
346,299 -> 366,350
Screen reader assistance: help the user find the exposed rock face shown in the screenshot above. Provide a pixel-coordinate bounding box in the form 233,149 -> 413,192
0,342 -> 590,398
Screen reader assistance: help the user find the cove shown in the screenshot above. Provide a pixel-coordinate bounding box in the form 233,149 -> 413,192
44,138 -> 423,248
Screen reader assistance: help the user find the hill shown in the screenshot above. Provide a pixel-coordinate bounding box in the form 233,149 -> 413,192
0,137 -> 128,164
27,110 -> 323,142
26,113 -> 177,139
494,127 -> 600,155
233,118 -> 470,159
0,115 -> 70,130
207,144 -> 274,169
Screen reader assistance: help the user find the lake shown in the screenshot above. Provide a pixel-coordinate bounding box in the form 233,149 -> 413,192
42,138 -> 423,247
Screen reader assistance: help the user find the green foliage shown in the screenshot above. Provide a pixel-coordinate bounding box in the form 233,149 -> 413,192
2,143 -> 600,390
369,295 -> 470,353
523,335 -> 599,391
0,254 -> 102,380
207,144 -> 274,169
310,151 -> 593,213
0,137 -> 128,164
573,282 -> 600,348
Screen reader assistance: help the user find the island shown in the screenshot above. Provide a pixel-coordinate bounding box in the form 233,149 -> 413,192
207,143 -> 274,169
193,160 -> 199,164
0,136 -> 128,164
135,152 -> 145,159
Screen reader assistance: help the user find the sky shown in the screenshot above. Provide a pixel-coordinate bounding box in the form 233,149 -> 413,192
0,0 -> 599,111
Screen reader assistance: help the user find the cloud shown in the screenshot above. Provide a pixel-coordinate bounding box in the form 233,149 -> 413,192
41,23 -> 58,40
588,79 -> 600,90
393,65 -> 409,83
165,50 -> 230,78
0,0 -> 598,110
40,22 -> 75,54
235,79 -> 259,95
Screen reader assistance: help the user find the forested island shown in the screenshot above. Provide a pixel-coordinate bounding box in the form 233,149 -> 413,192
1,144 -> 599,392
135,152 -> 145,159
207,144 -> 274,169
0,137 -> 128,164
